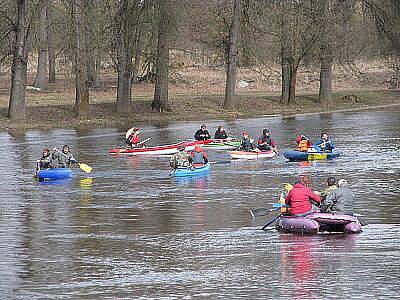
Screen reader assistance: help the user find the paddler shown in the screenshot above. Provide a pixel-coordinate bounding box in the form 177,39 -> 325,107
240,131 -> 254,151
194,124 -> 211,141
319,176 -> 337,202
52,145 -> 76,168
314,133 -> 335,152
214,125 -> 228,140
169,145 -> 193,169
296,135 -> 313,152
320,179 -> 354,215
37,148 -> 53,170
257,129 -> 277,152
285,176 -> 320,217
190,145 -> 208,167
126,127 -> 141,148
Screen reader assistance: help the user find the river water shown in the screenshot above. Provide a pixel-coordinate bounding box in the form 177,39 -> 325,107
1,108 -> 400,299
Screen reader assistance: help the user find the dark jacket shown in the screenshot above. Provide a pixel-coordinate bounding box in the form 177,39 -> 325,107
39,155 -> 52,169
240,137 -> 253,151
214,130 -> 228,140
257,135 -> 276,151
285,183 -> 320,215
194,129 -> 211,141
320,186 -> 354,215
315,138 -> 334,152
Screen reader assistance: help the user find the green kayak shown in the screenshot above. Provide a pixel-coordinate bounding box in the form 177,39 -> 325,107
202,139 -> 240,150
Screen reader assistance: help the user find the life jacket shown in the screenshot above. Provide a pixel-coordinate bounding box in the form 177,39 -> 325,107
298,140 -> 309,152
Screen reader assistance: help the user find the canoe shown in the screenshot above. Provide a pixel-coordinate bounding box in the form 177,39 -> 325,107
36,168 -> 73,181
282,149 -> 341,161
230,150 -> 275,159
275,212 -> 362,235
171,162 -> 211,177
109,140 -> 212,156
203,139 -> 240,150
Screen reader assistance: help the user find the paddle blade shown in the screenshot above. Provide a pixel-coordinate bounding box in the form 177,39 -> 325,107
78,162 -> 92,173
250,208 -> 271,218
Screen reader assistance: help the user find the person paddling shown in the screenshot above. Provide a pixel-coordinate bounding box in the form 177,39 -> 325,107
170,145 -> 193,169
214,125 -> 228,140
126,127 -> 141,148
285,176 -> 320,217
191,145 -> 208,167
320,179 -> 354,215
257,129 -> 277,152
37,148 -> 53,170
314,133 -> 335,152
240,131 -> 254,151
296,135 -> 313,152
194,124 -> 211,141
319,176 -> 337,202
52,145 -> 76,168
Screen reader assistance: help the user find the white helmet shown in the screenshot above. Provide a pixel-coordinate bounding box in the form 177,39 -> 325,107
338,179 -> 348,187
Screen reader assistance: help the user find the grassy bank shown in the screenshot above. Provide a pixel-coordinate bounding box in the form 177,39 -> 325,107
0,88 -> 399,130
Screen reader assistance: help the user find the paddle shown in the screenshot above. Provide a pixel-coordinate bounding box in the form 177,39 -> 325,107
54,148 -> 92,173
116,138 -> 151,155
261,214 -> 282,230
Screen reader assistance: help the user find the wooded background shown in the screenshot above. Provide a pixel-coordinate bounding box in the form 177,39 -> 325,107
0,0 -> 399,121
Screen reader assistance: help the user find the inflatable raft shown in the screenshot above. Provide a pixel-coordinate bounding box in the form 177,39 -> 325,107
109,140 -> 212,156
282,149 -> 341,161
171,163 -> 211,177
275,213 -> 361,235
36,168 -> 73,181
230,150 -> 275,159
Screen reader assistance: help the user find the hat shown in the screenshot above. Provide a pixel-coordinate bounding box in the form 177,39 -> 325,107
338,179 -> 348,187
243,131 -> 248,135
263,128 -> 269,135
178,145 -> 185,151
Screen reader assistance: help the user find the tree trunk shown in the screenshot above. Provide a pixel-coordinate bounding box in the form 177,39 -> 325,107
151,0 -> 170,112
72,0 -> 90,118
223,0 -> 241,110
116,38 -> 133,112
280,0 -> 290,104
34,3 -> 48,90
9,0 -> 30,121
288,66 -> 297,104
318,1 -> 333,103
47,11 -> 56,85
87,54 -> 101,88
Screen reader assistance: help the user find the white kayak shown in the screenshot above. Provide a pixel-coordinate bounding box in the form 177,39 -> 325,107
230,150 -> 275,159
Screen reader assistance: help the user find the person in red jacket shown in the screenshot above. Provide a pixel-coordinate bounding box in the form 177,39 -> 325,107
285,177 -> 320,216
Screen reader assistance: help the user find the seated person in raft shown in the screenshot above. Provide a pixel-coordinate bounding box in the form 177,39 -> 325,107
239,131 -> 255,152
314,133 -> 335,152
190,145 -> 208,167
296,135 -> 313,152
257,129 -> 277,152
170,145 -> 193,169
37,148 -> 53,170
320,179 -> 354,216
214,125 -> 228,140
52,145 -> 76,168
125,127 -> 142,148
194,124 -> 211,141
285,176 -> 320,217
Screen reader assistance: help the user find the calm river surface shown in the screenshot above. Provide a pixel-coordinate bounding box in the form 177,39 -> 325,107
1,108 -> 400,299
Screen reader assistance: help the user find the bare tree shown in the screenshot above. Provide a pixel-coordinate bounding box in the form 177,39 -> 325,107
223,0 -> 241,109
70,0 -> 90,118
33,1 -> 49,90
8,0 -> 32,121
151,0 -> 170,112
47,0 -> 56,83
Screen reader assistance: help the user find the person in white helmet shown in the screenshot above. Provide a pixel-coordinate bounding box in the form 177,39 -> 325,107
320,179 -> 354,215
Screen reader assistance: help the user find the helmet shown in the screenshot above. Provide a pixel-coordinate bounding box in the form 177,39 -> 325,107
338,179 -> 348,187
243,131 -> 248,136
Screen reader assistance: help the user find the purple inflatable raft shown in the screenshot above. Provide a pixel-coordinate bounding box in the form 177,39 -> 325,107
275,213 -> 362,235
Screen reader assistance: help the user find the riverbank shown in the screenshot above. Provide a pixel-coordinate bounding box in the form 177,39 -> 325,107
0,89 -> 399,130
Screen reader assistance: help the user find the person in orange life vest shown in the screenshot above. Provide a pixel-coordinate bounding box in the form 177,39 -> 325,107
190,144 -> 208,167
285,176 -> 320,217
126,127 -> 140,147
296,135 -> 313,152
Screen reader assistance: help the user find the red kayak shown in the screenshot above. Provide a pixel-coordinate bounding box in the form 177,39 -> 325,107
109,139 -> 212,155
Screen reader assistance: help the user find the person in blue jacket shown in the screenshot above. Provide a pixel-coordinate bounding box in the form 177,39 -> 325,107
314,133 -> 334,152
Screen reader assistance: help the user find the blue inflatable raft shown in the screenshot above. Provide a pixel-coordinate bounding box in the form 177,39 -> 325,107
171,163 -> 211,177
36,168 -> 73,181
282,149 -> 341,162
